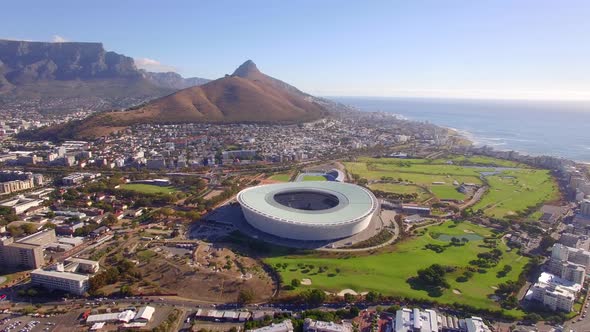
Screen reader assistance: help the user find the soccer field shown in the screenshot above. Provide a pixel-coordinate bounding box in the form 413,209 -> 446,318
119,183 -> 178,194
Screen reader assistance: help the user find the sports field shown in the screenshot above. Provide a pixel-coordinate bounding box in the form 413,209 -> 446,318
119,183 -> 178,194
269,173 -> 292,182
266,221 -> 527,315
345,156 -> 557,218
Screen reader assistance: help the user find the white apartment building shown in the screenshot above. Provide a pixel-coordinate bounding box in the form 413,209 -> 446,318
304,319 -> 353,332
551,243 -> 590,268
526,272 -> 581,312
464,317 -> 492,332
394,308 -> 438,332
247,320 -> 294,332
30,269 -> 89,295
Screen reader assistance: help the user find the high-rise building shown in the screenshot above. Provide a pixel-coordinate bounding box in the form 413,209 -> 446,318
0,230 -> 56,269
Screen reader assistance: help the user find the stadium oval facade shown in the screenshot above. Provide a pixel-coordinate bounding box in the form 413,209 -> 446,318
237,182 -> 378,241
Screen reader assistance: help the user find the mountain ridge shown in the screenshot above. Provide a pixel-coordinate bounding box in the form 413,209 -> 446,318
26,60 -> 329,139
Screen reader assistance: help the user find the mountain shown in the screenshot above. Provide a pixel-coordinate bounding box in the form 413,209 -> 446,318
31,60 -> 329,139
0,39 -> 174,113
141,71 -> 210,90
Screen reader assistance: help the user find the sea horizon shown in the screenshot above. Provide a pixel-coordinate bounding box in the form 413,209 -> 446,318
332,96 -> 590,163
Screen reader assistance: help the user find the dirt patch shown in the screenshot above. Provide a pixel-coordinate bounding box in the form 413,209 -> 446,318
301,278 -> 312,286
453,289 -> 462,295
204,190 -> 224,200
491,286 -> 498,290
463,230 -> 475,234
103,239 -> 274,303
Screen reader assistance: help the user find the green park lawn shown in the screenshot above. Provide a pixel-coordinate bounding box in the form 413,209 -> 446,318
266,221 -> 527,316
119,183 -> 178,194
345,156 -> 558,219
368,183 -> 431,202
430,185 -> 466,201
471,169 -> 559,219
269,173 -> 292,182
302,175 -> 327,181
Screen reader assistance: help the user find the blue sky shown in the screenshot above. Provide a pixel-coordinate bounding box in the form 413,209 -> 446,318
2,0 -> 590,100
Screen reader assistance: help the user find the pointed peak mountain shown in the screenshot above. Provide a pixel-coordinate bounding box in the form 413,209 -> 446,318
232,60 -> 261,78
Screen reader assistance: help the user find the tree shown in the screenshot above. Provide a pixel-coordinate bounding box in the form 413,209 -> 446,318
365,291 -> 380,303
344,293 -> 356,303
415,264 -> 450,289
524,313 -> 542,323
237,288 -> 255,305
103,213 -> 118,226
291,279 -> 299,288
300,289 -> 327,306
26,288 -> 38,297
120,285 -> 132,296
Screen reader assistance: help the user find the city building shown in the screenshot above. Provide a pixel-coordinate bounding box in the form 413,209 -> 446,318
394,308 -> 438,332
133,306 -> 155,323
30,258 -> 99,295
30,269 -> 89,295
222,149 -> 257,160
581,199 -> 590,216
464,317 -> 492,332
304,319 -> 352,332
550,243 -> 590,268
526,272 -> 581,312
0,171 -> 43,195
559,233 -> 584,249
247,320 -> 294,332
0,196 -> 44,214
237,182 -> 378,241
0,229 -> 56,269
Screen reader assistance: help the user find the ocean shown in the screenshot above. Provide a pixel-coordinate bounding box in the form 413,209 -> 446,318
334,97 -> 590,163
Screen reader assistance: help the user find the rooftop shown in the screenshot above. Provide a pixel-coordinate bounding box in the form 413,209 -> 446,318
238,182 -> 376,225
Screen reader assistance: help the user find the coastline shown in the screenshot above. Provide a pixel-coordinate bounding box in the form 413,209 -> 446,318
338,96 -> 590,163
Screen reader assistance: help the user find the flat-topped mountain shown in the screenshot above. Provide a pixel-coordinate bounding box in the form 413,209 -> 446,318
38,60 -> 328,139
0,39 -> 185,112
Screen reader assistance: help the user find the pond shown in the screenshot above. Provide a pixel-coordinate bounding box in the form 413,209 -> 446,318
437,233 -> 483,242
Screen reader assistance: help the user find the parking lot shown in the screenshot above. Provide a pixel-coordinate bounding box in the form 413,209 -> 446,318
0,314 -> 60,332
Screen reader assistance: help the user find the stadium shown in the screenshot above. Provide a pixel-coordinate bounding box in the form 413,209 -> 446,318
237,182 -> 379,241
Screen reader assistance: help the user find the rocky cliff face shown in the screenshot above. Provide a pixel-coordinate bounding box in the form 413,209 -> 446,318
0,40 -> 141,83
0,39 -> 175,113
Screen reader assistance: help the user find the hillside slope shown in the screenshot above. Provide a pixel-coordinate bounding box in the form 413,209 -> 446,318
39,60 -> 328,139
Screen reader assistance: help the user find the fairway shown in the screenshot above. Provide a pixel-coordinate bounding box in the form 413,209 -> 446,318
266,221 -> 528,314
269,173 -> 292,182
369,183 -> 431,202
345,156 -> 558,219
119,183 -> 178,194
430,185 -> 466,201
472,169 -> 558,218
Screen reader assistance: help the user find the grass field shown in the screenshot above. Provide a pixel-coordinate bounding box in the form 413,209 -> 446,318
266,221 -> 527,315
430,185 -> 466,200
345,156 -> 558,219
119,183 -> 178,194
269,173 -> 292,182
471,169 -> 559,218
368,183 -> 431,202
302,175 -> 327,181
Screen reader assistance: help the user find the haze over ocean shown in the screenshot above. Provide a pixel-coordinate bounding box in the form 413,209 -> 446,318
335,97 -> 590,162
